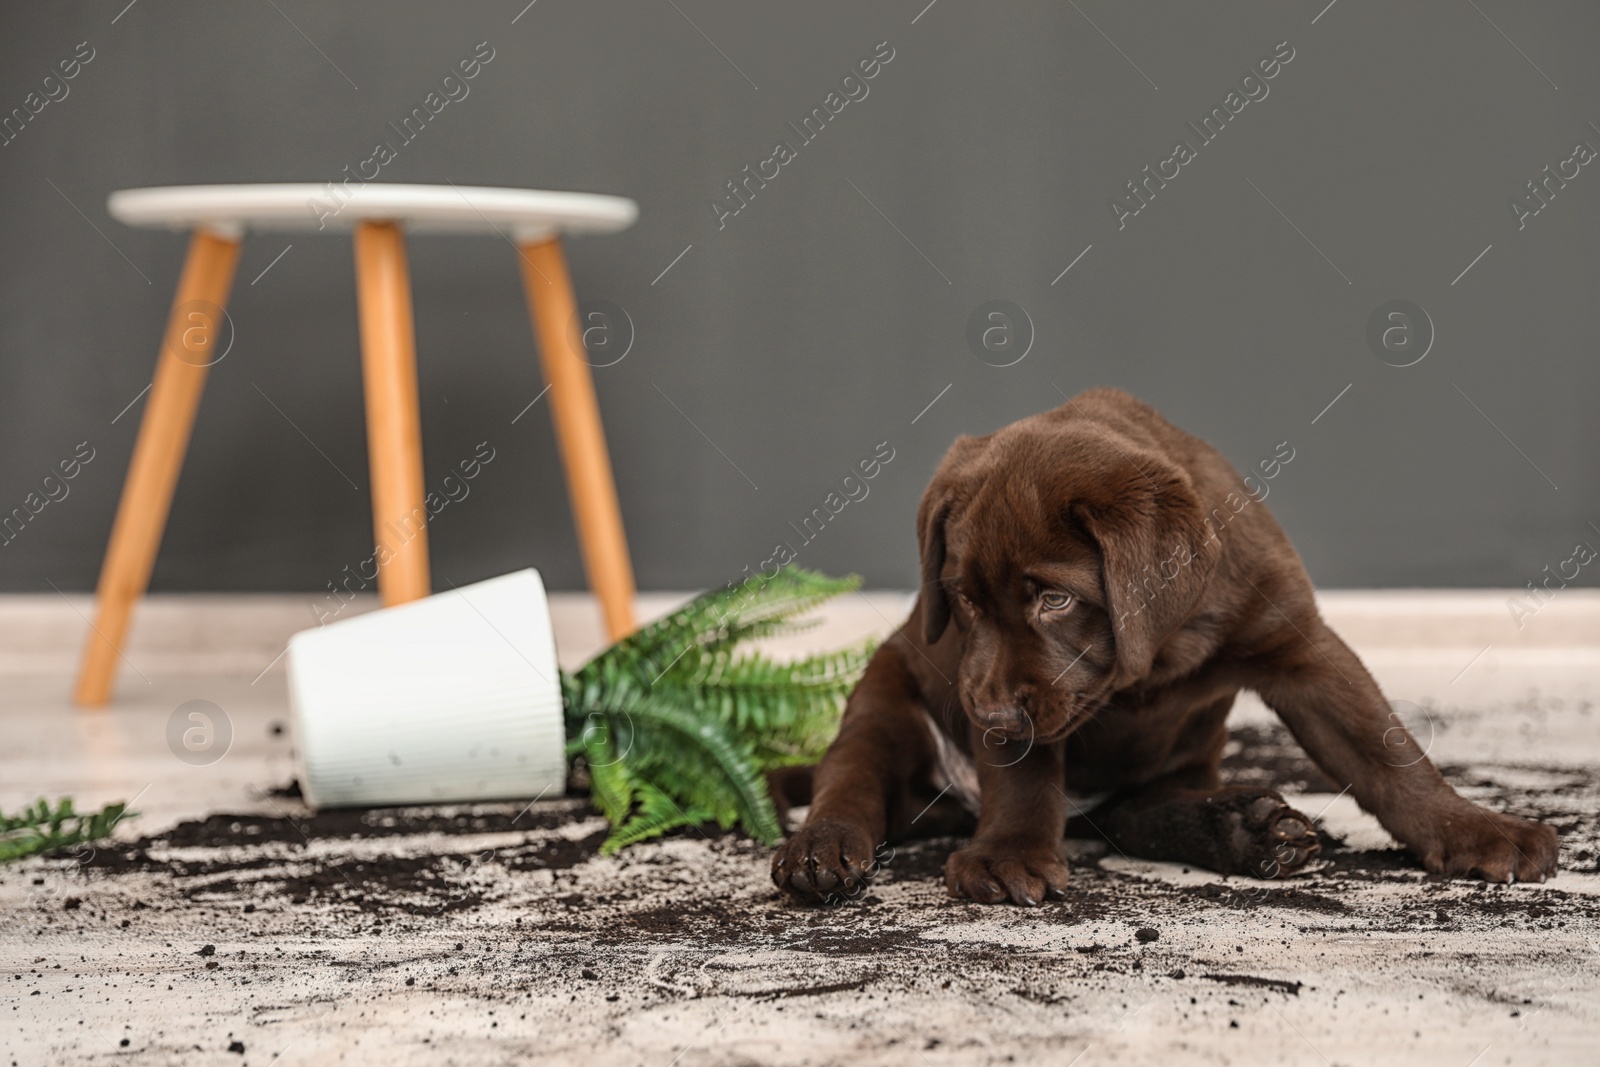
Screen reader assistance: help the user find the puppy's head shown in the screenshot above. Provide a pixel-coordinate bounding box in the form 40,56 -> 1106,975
918,411 -> 1218,745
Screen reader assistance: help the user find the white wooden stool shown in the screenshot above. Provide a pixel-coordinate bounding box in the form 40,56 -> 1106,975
76,183 -> 640,706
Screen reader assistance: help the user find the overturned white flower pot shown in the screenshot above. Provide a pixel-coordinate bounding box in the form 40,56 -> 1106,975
287,569 -> 567,808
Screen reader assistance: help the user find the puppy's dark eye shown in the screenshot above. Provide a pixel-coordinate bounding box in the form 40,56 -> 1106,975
1040,591 -> 1074,612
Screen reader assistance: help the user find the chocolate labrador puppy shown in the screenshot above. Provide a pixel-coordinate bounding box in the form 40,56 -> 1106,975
773,388 -> 1559,905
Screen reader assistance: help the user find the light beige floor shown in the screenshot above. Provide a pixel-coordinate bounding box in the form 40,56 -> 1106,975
3,590 -> 1598,1066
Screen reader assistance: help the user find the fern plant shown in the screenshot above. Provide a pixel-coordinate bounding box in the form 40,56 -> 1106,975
563,567 -> 874,853
0,797 -> 133,862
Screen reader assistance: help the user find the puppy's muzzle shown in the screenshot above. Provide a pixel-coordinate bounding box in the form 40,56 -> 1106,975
977,705 -> 1032,742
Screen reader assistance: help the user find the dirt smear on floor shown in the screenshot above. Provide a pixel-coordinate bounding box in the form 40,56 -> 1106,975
36,722 -> 1600,928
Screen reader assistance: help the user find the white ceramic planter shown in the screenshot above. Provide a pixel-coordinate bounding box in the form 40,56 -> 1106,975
287,569 -> 567,808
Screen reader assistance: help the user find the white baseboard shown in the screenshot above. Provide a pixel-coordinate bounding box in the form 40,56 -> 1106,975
0,590 -> 915,676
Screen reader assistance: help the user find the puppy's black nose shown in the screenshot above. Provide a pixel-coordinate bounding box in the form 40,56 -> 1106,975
979,706 -> 1031,739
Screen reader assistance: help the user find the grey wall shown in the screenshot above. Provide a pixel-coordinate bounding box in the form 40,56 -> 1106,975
2,0 -> 1596,595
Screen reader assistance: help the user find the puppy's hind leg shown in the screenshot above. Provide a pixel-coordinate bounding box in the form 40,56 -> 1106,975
1253,615 -> 1558,882
1085,771 -> 1322,879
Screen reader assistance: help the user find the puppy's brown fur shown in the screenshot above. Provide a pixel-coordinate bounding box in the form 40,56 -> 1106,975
773,388 -> 1558,905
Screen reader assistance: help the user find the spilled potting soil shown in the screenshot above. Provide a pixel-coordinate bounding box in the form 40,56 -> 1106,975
6,721 -> 1599,1065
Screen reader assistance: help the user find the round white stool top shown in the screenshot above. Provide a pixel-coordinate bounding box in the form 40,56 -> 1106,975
107,183 -> 637,241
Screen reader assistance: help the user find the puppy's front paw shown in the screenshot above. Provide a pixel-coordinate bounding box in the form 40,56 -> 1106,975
771,817 -> 878,904
945,841 -> 1070,906
1418,807 -> 1558,883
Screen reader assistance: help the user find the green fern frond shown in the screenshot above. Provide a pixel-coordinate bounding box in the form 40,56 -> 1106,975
666,641 -> 875,742
0,798 -> 134,863
600,781 -> 711,854
584,703 -> 742,825
608,687 -> 782,842
581,731 -> 637,829
563,567 -> 874,851
578,569 -> 863,684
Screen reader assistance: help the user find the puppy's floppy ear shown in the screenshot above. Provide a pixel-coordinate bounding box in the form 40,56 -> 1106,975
917,434 -> 986,646
918,494 -> 952,645
1072,457 -> 1220,682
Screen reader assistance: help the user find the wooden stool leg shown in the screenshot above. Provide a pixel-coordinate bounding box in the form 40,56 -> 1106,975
74,229 -> 242,706
353,221 -> 430,606
516,237 -> 637,640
